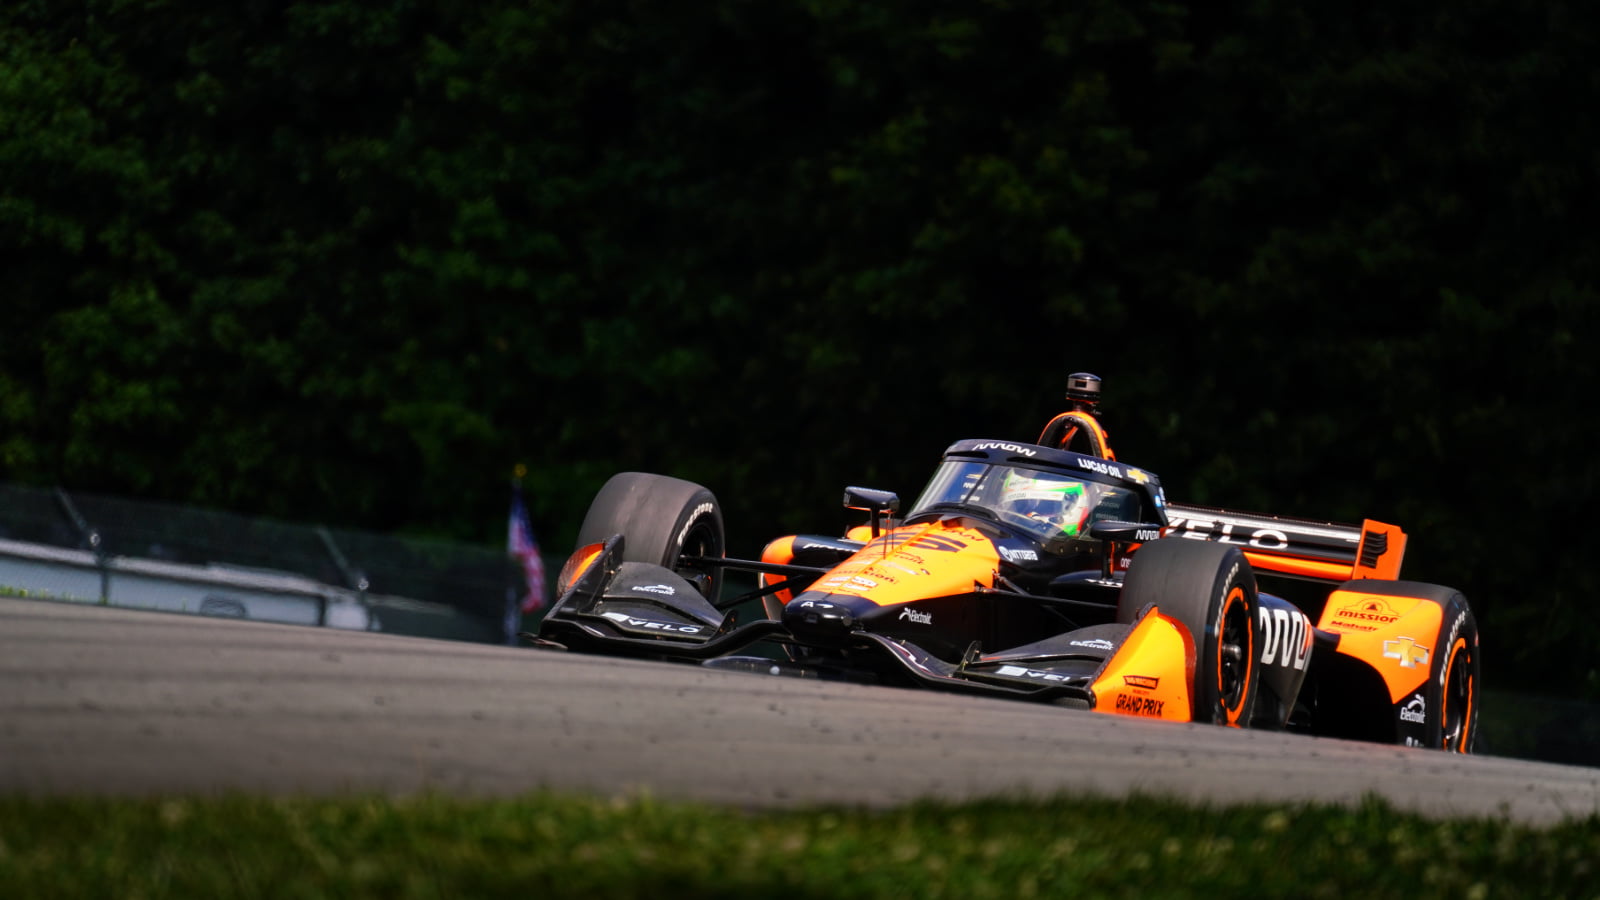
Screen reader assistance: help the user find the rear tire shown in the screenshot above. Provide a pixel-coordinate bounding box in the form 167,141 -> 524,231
576,473 -> 726,601
1350,580 -> 1480,752
1119,539 -> 1260,726
1435,603 -> 1480,753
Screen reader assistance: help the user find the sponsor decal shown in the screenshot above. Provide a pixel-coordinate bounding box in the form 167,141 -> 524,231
1400,693 -> 1427,724
630,584 -> 676,596
1077,458 -> 1123,478
898,607 -> 933,625
818,573 -> 879,592
677,503 -> 715,548
1404,736 -> 1423,748
998,547 -> 1039,563
1440,610 -> 1467,687
1125,468 -> 1151,485
1332,597 -> 1401,626
600,611 -> 702,634
1383,637 -> 1431,669
1114,693 -> 1166,717
796,541 -> 841,552
1134,529 -> 1162,542
1123,674 -> 1160,690
995,664 -> 1073,683
1070,639 -> 1115,651
973,442 -> 1037,456
1259,607 -> 1311,671
1165,515 -> 1290,550
907,534 -> 969,553
870,533 -> 910,551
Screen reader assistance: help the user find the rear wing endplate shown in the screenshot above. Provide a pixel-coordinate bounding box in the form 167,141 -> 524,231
1162,503 -> 1407,583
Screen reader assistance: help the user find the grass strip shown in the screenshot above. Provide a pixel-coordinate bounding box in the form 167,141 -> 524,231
1,791 -> 1596,898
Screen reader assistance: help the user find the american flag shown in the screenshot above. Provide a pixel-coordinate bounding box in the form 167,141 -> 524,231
508,483 -> 548,614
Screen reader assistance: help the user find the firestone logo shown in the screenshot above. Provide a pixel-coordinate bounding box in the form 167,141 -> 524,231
677,503 -> 715,548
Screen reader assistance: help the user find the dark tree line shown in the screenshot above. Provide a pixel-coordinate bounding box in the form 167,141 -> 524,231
3,0 -> 1597,696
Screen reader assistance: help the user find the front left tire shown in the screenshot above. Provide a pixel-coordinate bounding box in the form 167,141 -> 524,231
575,472 -> 726,601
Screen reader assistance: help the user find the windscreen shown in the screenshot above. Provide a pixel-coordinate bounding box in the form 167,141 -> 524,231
907,460 -> 1139,543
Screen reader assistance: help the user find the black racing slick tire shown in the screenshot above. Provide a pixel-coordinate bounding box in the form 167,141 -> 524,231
1434,601 -> 1480,753
576,472 -> 726,602
1119,539 -> 1261,727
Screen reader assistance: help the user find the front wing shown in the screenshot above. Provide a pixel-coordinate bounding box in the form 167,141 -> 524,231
533,536 -> 1199,721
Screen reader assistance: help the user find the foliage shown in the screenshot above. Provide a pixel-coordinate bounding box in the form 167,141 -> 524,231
2,0 -> 1597,694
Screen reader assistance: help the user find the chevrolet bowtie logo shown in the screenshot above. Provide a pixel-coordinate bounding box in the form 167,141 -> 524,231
1383,637 -> 1431,669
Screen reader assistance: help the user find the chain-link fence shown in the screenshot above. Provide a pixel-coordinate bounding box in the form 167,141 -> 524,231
0,482 -> 536,643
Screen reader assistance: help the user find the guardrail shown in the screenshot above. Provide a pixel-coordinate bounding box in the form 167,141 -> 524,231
0,536 -> 372,627
0,482 -> 530,644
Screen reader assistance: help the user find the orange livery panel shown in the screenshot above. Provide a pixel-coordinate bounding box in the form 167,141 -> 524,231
1318,587 -> 1442,704
1090,610 -> 1194,722
810,519 -> 1000,607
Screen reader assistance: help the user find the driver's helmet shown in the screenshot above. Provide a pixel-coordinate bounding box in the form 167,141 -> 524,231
997,470 -> 1092,537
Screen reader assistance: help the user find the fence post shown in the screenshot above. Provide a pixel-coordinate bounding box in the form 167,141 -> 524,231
55,488 -> 109,605
316,526 -> 369,627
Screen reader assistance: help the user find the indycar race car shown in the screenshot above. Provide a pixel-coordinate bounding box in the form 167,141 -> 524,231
533,373 -> 1480,751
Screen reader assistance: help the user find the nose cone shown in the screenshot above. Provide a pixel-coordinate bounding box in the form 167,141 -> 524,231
781,594 -> 859,645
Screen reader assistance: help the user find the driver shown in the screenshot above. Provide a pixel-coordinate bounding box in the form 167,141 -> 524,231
997,470 -> 1092,537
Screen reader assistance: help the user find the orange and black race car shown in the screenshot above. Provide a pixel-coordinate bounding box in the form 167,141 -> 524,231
534,373 -> 1479,751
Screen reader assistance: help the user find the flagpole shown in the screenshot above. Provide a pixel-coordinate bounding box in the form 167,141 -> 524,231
504,463 -> 527,646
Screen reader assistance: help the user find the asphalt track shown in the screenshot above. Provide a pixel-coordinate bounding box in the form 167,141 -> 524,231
4,596 -> 1598,825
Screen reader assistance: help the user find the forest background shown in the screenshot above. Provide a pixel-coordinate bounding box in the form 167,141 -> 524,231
3,1 -> 1596,699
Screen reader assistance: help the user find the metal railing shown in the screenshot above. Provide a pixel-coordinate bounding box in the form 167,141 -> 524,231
0,482 -> 531,644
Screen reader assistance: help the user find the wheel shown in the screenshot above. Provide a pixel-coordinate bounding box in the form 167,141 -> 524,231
575,472 -> 726,601
1435,601 -> 1480,753
1119,539 -> 1260,726
1351,580 -> 1481,752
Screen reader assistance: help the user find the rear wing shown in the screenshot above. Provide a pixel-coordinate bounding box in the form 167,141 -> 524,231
1162,503 -> 1407,583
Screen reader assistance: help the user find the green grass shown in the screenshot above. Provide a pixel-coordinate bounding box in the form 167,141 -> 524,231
2,792 -> 1596,899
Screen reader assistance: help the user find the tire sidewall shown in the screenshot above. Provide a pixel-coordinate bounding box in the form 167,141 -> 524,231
1200,551 -> 1259,727
1209,560 -> 1260,730
1426,597 -> 1480,753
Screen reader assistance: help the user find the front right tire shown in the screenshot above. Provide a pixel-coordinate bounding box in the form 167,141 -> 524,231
1341,579 -> 1480,752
